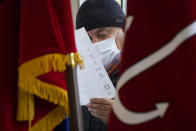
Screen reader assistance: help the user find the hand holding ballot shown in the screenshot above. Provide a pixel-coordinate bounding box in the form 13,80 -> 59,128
87,98 -> 114,124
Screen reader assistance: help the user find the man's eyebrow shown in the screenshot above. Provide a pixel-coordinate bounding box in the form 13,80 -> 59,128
95,28 -> 112,34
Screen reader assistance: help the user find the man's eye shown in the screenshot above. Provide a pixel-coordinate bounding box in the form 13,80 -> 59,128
97,34 -> 107,38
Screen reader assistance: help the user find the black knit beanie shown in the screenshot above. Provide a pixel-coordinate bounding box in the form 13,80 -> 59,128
76,0 -> 125,31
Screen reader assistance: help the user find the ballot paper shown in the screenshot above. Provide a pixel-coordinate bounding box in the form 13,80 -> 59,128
75,28 -> 116,105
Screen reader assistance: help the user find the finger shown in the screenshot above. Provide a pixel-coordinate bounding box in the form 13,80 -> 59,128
91,112 -> 107,121
88,107 -> 110,116
88,103 -> 111,110
90,98 -> 113,105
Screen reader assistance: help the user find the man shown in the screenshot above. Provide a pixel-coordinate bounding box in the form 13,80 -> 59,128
76,0 -> 125,130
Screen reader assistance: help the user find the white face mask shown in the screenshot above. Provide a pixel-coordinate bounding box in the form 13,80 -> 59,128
92,37 -> 120,67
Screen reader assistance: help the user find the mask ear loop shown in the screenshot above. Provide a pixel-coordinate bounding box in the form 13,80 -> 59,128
113,29 -> 121,51
114,29 -> 119,38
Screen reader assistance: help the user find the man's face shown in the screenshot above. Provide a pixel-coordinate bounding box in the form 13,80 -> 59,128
87,27 -> 124,50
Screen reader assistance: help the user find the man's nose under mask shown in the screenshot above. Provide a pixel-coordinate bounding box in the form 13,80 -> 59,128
92,37 -> 120,67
